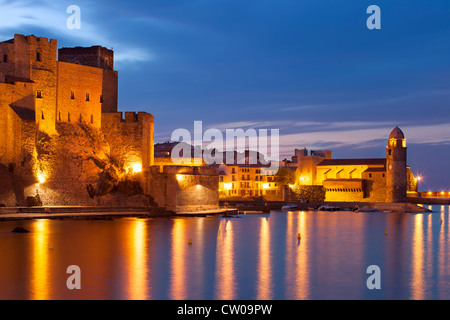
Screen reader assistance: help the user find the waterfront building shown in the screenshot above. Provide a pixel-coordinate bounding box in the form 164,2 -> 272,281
284,127 -> 417,203
216,163 -> 281,200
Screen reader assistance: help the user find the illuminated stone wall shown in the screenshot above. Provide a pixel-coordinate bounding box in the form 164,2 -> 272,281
323,179 -> 365,202
101,112 -> 154,179
361,170 -> 387,202
58,46 -> 118,114
56,62 -> 104,128
148,166 -> 219,213
0,81 -> 33,166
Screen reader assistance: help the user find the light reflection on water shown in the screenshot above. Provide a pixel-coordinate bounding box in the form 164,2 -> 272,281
0,205 -> 449,300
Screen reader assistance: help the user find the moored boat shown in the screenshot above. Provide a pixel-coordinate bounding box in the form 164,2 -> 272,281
318,205 -> 340,211
281,204 -> 298,211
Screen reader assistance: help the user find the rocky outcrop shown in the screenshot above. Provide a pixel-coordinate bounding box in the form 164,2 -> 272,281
27,122 -> 151,206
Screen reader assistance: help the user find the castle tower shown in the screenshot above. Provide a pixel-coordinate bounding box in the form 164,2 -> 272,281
386,126 -> 407,203
0,34 -> 59,135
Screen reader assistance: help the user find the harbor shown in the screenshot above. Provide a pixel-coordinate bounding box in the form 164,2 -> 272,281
1,205 -> 449,300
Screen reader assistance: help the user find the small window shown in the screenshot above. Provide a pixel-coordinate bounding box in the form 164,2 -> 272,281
100,95 -> 103,103
91,115 -> 94,124
3,55 -> 7,63
71,91 -> 75,100
58,111 -> 61,122
36,52 -> 41,62
41,111 -> 44,120
86,93 -> 90,102
68,113 -> 71,122
36,90 -> 42,98
388,149 -> 392,156
382,174 -> 385,178
369,174 -> 372,178
79,114 -> 82,122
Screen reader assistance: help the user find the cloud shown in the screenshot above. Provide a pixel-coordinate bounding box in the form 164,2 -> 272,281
277,123 -> 450,156
206,120 -> 291,131
0,0 -> 152,64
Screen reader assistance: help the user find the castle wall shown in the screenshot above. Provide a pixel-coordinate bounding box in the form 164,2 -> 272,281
323,179 -> 365,202
57,61 -> 103,128
27,36 -> 58,135
59,46 -> 114,70
0,82 -> 34,167
0,40 -> 16,76
58,46 -> 118,113
101,69 -> 118,113
101,112 -> 154,179
361,172 -> 387,202
148,166 -> 219,212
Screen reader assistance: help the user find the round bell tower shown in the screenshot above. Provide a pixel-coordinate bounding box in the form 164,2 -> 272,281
386,126 -> 407,203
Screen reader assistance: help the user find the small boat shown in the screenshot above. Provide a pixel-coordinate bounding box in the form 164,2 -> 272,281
354,206 -> 378,212
281,204 -> 298,211
318,205 -> 340,211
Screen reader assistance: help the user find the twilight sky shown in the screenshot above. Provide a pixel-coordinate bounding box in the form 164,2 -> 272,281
1,0 -> 450,190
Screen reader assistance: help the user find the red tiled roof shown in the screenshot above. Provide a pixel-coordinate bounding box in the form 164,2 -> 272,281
363,167 -> 386,173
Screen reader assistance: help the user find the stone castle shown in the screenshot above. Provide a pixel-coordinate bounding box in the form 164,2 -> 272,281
0,34 -> 218,212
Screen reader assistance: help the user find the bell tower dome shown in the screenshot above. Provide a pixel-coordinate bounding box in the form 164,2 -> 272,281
386,126 -> 407,203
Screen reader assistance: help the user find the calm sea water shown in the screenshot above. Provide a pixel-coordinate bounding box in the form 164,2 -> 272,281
0,205 -> 449,300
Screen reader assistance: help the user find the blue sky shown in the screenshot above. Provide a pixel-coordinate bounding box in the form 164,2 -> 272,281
1,0 -> 450,190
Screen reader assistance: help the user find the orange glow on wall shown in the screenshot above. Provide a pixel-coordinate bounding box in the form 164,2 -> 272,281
37,172 -> 46,184
132,163 -> 142,173
223,183 -> 232,190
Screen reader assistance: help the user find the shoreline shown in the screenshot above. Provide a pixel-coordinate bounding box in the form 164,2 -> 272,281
0,206 -> 239,222
0,201 -> 437,222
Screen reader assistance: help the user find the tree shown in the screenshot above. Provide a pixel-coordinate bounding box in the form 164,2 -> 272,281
275,167 -> 296,186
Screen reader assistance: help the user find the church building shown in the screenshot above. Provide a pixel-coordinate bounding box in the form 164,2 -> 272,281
291,127 -> 417,203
